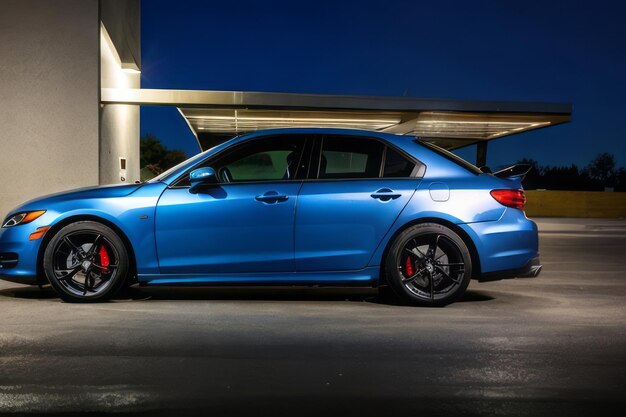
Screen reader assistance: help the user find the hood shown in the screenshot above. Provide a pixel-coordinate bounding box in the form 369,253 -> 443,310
9,183 -> 143,214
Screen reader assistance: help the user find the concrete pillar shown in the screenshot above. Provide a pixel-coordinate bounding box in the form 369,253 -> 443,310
99,23 -> 140,184
99,0 -> 141,185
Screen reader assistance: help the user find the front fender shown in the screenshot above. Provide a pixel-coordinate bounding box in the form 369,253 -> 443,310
45,184 -> 164,275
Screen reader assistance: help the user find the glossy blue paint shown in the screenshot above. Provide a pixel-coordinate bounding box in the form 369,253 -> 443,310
189,166 -> 217,193
458,208 -> 539,273
155,183 -> 301,273
189,167 -> 216,183
295,179 -> 417,271
139,267 -> 379,286
0,221 -> 42,283
0,128 -> 540,288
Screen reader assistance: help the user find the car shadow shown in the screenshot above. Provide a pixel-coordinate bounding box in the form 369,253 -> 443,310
0,284 -> 494,305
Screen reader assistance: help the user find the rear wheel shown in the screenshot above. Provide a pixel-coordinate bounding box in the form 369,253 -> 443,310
43,221 -> 129,303
385,223 -> 472,306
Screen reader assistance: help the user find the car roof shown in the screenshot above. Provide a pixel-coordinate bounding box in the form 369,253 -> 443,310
153,128 -> 422,185
238,127 -> 414,142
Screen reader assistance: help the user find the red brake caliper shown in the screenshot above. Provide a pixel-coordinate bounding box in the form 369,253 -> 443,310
98,245 -> 110,273
405,256 -> 414,277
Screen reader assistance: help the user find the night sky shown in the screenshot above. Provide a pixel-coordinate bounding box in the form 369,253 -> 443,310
140,0 -> 626,169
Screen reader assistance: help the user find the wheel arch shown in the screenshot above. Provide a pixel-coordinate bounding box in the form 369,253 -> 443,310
377,217 -> 482,286
36,215 -> 137,284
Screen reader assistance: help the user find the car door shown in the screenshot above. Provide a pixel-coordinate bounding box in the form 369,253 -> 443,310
295,135 -> 422,271
155,134 -> 310,274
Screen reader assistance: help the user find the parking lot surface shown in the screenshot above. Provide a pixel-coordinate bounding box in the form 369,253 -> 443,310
0,218 -> 625,416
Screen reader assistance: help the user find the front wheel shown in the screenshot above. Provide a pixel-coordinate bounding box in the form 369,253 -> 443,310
385,223 -> 472,307
43,221 -> 129,303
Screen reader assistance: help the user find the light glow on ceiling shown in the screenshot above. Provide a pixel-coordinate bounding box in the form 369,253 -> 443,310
403,112 -> 554,139
182,109 -> 403,133
177,107 -> 569,149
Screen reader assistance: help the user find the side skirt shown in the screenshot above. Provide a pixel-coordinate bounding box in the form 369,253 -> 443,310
138,267 -> 380,287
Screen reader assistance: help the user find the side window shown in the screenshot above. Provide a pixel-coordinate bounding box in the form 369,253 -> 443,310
319,136 -> 384,179
214,136 -> 306,183
174,135 -> 307,186
221,149 -> 292,182
383,147 -> 416,177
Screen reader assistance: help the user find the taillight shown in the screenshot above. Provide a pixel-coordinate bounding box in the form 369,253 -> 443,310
490,189 -> 526,210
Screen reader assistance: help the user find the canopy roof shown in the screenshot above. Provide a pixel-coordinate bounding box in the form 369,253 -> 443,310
101,88 -> 571,150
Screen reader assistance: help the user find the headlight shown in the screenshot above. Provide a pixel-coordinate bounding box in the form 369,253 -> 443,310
2,210 -> 46,228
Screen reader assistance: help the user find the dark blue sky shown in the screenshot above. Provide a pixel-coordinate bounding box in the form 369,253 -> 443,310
140,0 -> 626,168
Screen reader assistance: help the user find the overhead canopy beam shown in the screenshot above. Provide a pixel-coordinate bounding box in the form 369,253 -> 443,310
101,88 -> 572,114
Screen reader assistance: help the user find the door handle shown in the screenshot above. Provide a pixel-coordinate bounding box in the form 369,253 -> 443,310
255,192 -> 289,203
370,188 -> 402,201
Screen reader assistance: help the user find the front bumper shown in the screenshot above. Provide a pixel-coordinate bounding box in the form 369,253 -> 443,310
0,224 -> 46,285
0,273 -> 40,285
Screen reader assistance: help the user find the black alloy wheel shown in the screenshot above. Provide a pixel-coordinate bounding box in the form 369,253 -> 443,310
385,223 -> 472,306
43,221 -> 129,302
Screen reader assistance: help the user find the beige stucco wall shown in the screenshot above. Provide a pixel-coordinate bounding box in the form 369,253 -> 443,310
0,0 -> 100,218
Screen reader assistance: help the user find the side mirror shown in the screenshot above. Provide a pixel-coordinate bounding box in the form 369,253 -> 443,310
189,167 -> 217,193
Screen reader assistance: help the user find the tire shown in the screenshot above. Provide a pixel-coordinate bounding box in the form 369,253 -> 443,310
43,221 -> 129,303
385,223 -> 472,307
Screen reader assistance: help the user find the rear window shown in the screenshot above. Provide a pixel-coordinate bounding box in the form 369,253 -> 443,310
418,141 -> 481,175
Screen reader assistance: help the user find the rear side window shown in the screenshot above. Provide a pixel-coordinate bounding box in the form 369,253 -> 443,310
319,136 -> 384,179
383,147 -> 415,177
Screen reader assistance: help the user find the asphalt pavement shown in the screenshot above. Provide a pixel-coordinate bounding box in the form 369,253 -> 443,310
0,218 -> 625,416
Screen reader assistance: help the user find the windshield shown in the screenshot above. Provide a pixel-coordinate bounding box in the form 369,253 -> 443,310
147,133 -> 246,184
147,150 -> 210,184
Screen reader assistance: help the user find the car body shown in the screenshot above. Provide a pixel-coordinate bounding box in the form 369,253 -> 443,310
0,128 -> 541,304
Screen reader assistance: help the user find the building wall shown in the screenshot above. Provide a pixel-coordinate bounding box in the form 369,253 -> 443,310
0,0 -> 100,218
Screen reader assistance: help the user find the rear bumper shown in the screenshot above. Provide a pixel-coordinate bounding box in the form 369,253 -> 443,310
477,255 -> 542,282
458,208 -> 541,281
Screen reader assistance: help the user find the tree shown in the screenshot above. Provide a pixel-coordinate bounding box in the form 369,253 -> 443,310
516,158 -> 542,189
140,134 -> 167,168
615,168 -> 626,192
586,152 -> 616,186
514,154 -> 623,191
140,134 -> 187,180
162,149 -> 187,169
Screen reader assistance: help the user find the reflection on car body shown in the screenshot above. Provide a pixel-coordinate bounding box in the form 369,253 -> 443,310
0,128 -> 540,305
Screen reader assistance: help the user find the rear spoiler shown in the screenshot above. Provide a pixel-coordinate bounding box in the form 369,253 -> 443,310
492,164 -> 532,180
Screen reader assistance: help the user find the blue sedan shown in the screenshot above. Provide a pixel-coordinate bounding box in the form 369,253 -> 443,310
0,128 -> 541,305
